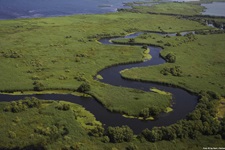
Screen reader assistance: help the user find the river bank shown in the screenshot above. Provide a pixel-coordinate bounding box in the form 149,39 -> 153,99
0,1 -> 225,149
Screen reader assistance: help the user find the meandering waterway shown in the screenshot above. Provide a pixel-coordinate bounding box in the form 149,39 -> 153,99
0,32 -> 198,134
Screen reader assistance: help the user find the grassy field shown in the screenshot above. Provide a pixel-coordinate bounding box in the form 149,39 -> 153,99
0,98 -> 224,150
121,2 -> 205,15
0,12 -> 210,116
90,81 -> 171,116
116,32 -> 225,95
1,4 -> 225,149
0,98 -> 102,149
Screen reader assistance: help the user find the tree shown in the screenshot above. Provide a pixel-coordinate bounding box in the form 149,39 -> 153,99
171,124 -> 184,139
89,126 -> 104,137
139,108 -> 149,118
77,82 -> 90,93
187,110 -> 201,120
141,128 -> 162,142
106,126 -> 133,143
149,106 -> 160,116
161,126 -> 176,141
56,104 -> 70,111
165,53 -> 176,63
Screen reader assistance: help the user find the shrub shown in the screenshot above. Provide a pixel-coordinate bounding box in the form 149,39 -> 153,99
77,82 -> 90,93
165,53 -> 176,63
160,66 -> 183,76
126,143 -> 139,150
74,75 -> 86,81
139,108 -> 150,118
161,126 -> 177,141
142,45 -> 148,49
89,126 -> 104,137
33,81 -> 45,91
106,125 -> 133,143
206,91 -> 220,100
101,136 -> 110,143
176,32 -> 182,36
56,104 -> 70,111
157,40 -> 163,43
141,95 -> 225,142
129,38 -> 135,43
3,97 -> 41,113
8,131 -> 16,139
141,128 -> 162,142
149,106 -> 161,116
2,50 -> 22,58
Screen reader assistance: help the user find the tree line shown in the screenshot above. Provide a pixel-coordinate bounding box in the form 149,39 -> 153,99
88,90 -> 225,143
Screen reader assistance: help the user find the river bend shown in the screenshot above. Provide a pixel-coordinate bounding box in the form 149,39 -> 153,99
0,32 -> 198,134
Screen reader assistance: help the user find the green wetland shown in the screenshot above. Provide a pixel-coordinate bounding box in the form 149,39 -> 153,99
0,1 -> 225,149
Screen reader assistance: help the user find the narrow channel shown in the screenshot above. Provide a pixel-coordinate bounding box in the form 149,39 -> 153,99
0,32 -> 198,134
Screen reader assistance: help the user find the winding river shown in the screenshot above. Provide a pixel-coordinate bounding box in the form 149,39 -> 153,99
0,32 -> 198,134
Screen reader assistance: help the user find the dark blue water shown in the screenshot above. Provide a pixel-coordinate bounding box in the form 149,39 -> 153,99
97,33 -> 197,133
0,32 -> 198,134
201,2 -> 225,17
0,0 -> 134,19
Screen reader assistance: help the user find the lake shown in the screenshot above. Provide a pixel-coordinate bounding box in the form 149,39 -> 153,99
201,2 -> 225,17
2,0 -> 224,20
0,0 -> 136,20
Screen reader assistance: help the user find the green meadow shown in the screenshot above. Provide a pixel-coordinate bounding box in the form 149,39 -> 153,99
1,1 -> 225,149
117,32 -> 225,95
0,98 -> 102,149
122,2 -> 205,15
0,98 -> 225,150
0,12 -> 209,116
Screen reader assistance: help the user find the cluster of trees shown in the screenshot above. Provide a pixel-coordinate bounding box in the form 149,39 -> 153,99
34,124 -> 69,139
140,91 -> 225,142
77,82 -> 91,93
88,125 -> 134,143
160,66 -> 183,76
139,106 -> 161,119
207,20 -> 225,29
55,103 -> 70,111
4,97 -> 41,113
88,91 -> 224,144
89,125 -> 104,137
164,53 -> 176,63
4,92 -> 222,146
106,125 -> 134,143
